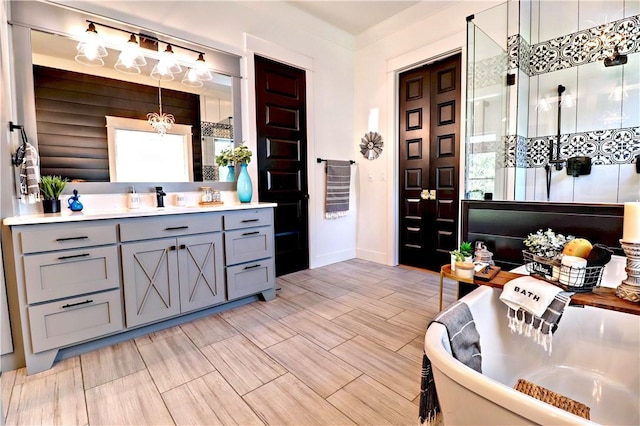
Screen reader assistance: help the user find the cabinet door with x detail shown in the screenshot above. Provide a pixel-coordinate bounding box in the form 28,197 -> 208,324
177,233 -> 225,313
121,237 -> 180,328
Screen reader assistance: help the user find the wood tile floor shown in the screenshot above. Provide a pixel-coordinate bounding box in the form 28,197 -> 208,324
1,259 -> 458,425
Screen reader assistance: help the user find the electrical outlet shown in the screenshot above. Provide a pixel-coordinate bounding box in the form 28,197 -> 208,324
368,172 -> 374,182
380,172 -> 386,181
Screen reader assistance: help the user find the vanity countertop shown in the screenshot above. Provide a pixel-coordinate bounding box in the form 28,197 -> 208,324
3,202 -> 277,226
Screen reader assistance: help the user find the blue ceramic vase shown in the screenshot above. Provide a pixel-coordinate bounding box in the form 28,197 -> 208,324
227,165 -> 235,182
236,163 -> 252,203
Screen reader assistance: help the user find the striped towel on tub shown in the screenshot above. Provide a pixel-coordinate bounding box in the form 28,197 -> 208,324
420,301 -> 482,425
324,160 -> 351,219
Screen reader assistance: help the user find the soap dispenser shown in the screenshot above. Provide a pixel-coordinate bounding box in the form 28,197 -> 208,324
128,186 -> 140,209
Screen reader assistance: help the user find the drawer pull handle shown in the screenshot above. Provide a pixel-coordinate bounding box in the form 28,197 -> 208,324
179,244 -> 186,250
165,226 -> 189,231
242,231 -> 260,236
62,299 -> 93,309
169,245 -> 177,251
57,253 -> 90,260
56,236 -> 89,242
241,219 -> 259,223
244,264 -> 261,270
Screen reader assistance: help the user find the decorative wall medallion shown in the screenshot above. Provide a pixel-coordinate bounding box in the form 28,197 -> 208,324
360,131 -> 384,160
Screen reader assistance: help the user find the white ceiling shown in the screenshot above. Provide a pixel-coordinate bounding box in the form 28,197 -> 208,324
285,1 -> 423,35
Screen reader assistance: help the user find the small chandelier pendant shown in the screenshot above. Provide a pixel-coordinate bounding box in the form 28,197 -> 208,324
148,81 -> 175,135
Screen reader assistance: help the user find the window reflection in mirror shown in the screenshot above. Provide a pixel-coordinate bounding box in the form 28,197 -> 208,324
106,117 -> 193,182
30,29 -> 233,183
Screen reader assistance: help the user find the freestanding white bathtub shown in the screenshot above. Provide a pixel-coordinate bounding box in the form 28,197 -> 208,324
424,257 -> 640,425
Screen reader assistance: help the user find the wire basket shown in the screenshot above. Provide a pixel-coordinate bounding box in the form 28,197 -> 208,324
522,251 -> 604,293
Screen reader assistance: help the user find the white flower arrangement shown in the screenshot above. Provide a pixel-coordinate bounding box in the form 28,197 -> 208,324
523,228 -> 574,260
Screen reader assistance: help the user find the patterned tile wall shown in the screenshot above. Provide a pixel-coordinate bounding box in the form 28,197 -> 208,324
501,13 -> 640,169
201,121 -> 233,139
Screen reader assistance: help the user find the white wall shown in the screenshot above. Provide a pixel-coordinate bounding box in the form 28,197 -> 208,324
6,0 -> 357,269
353,1 -> 503,265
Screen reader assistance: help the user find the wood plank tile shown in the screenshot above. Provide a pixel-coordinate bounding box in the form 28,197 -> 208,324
387,309 -> 432,335
397,336 -> 426,364
253,297 -> 302,320
293,278 -> 350,299
163,371 -> 264,425
306,299 -> 354,320
180,313 -> 239,348
275,279 -> 309,299
218,302 -> 257,320
13,356 -> 79,386
1,368 -> 16,421
331,335 -> 420,401
243,373 -> 355,425
380,290 -> 439,314
134,324 -> 185,346
81,339 -> 146,389
85,369 -> 173,425
224,309 -> 296,349
327,374 -> 418,425
332,309 -> 417,351
137,332 -> 214,393
6,366 -> 86,425
266,335 -> 361,398
334,292 -> 405,319
288,291 -> 332,309
278,311 -> 354,350
200,334 -> 286,396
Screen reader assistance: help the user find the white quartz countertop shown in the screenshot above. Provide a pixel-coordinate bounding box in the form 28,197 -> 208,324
3,202 -> 277,226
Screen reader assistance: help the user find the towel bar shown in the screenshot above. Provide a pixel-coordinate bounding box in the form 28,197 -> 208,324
316,158 -> 356,164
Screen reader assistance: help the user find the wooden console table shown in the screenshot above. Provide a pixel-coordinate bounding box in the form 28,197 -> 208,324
439,264 -> 640,316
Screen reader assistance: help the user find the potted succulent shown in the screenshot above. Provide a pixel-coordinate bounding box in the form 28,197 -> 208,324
40,175 -> 68,213
450,241 -> 474,272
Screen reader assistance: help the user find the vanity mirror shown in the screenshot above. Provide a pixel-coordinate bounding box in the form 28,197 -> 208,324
31,29 -> 234,183
9,0 -> 242,193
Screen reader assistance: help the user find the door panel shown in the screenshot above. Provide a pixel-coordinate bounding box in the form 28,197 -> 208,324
254,55 -> 309,276
399,54 -> 461,271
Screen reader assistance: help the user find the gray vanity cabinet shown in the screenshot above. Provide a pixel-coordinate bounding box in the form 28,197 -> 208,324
120,213 -> 224,328
224,209 -> 276,300
11,222 -> 123,356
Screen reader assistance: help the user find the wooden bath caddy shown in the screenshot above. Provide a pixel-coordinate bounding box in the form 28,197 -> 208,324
198,201 -> 224,206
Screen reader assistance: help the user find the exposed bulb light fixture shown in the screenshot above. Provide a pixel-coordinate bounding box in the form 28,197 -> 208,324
194,53 -> 213,81
115,33 -> 147,74
75,22 -> 107,67
151,44 -> 182,81
604,46 -> 628,67
181,68 -> 203,87
147,81 -> 175,135
75,20 -> 215,87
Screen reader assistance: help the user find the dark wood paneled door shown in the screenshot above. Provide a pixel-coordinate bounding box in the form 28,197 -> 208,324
399,54 -> 461,271
254,55 -> 309,276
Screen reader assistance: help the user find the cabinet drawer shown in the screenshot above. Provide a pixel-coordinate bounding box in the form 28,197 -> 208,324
28,290 -> 123,353
119,213 -> 222,242
224,209 -> 273,230
224,226 -> 274,265
23,246 -> 120,304
20,223 -> 117,254
226,260 -> 275,300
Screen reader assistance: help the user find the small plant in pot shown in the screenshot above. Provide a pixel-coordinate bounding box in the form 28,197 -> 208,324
40,175 -> 68,213
450,241 -> 474,272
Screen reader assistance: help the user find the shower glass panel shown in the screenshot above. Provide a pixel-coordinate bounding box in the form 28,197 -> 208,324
465,2 -> 509,200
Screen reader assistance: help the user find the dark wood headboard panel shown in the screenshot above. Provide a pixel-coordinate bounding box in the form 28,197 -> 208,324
461,201 -> 624,270
34,65 -> 202,182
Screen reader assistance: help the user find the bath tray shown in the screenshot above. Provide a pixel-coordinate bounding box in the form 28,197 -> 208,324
514,378 -> 590,420
474,265 -> 501,281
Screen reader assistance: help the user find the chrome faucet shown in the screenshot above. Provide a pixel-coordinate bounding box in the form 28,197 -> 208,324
155,186 -> 166,208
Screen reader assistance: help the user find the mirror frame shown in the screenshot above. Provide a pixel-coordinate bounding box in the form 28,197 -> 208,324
9,1 -> 243,194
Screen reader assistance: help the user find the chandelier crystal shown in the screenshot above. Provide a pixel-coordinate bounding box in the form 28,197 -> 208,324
147,82 -> 175,135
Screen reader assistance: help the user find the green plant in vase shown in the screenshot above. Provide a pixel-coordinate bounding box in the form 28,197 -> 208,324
233,144 -> 253,202
39,175 -> 68,213
215,148 -> 235,181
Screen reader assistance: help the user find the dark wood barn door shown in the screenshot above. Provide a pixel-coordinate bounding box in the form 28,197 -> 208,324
398,53 -> 461,271
254,55 -> 309,276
